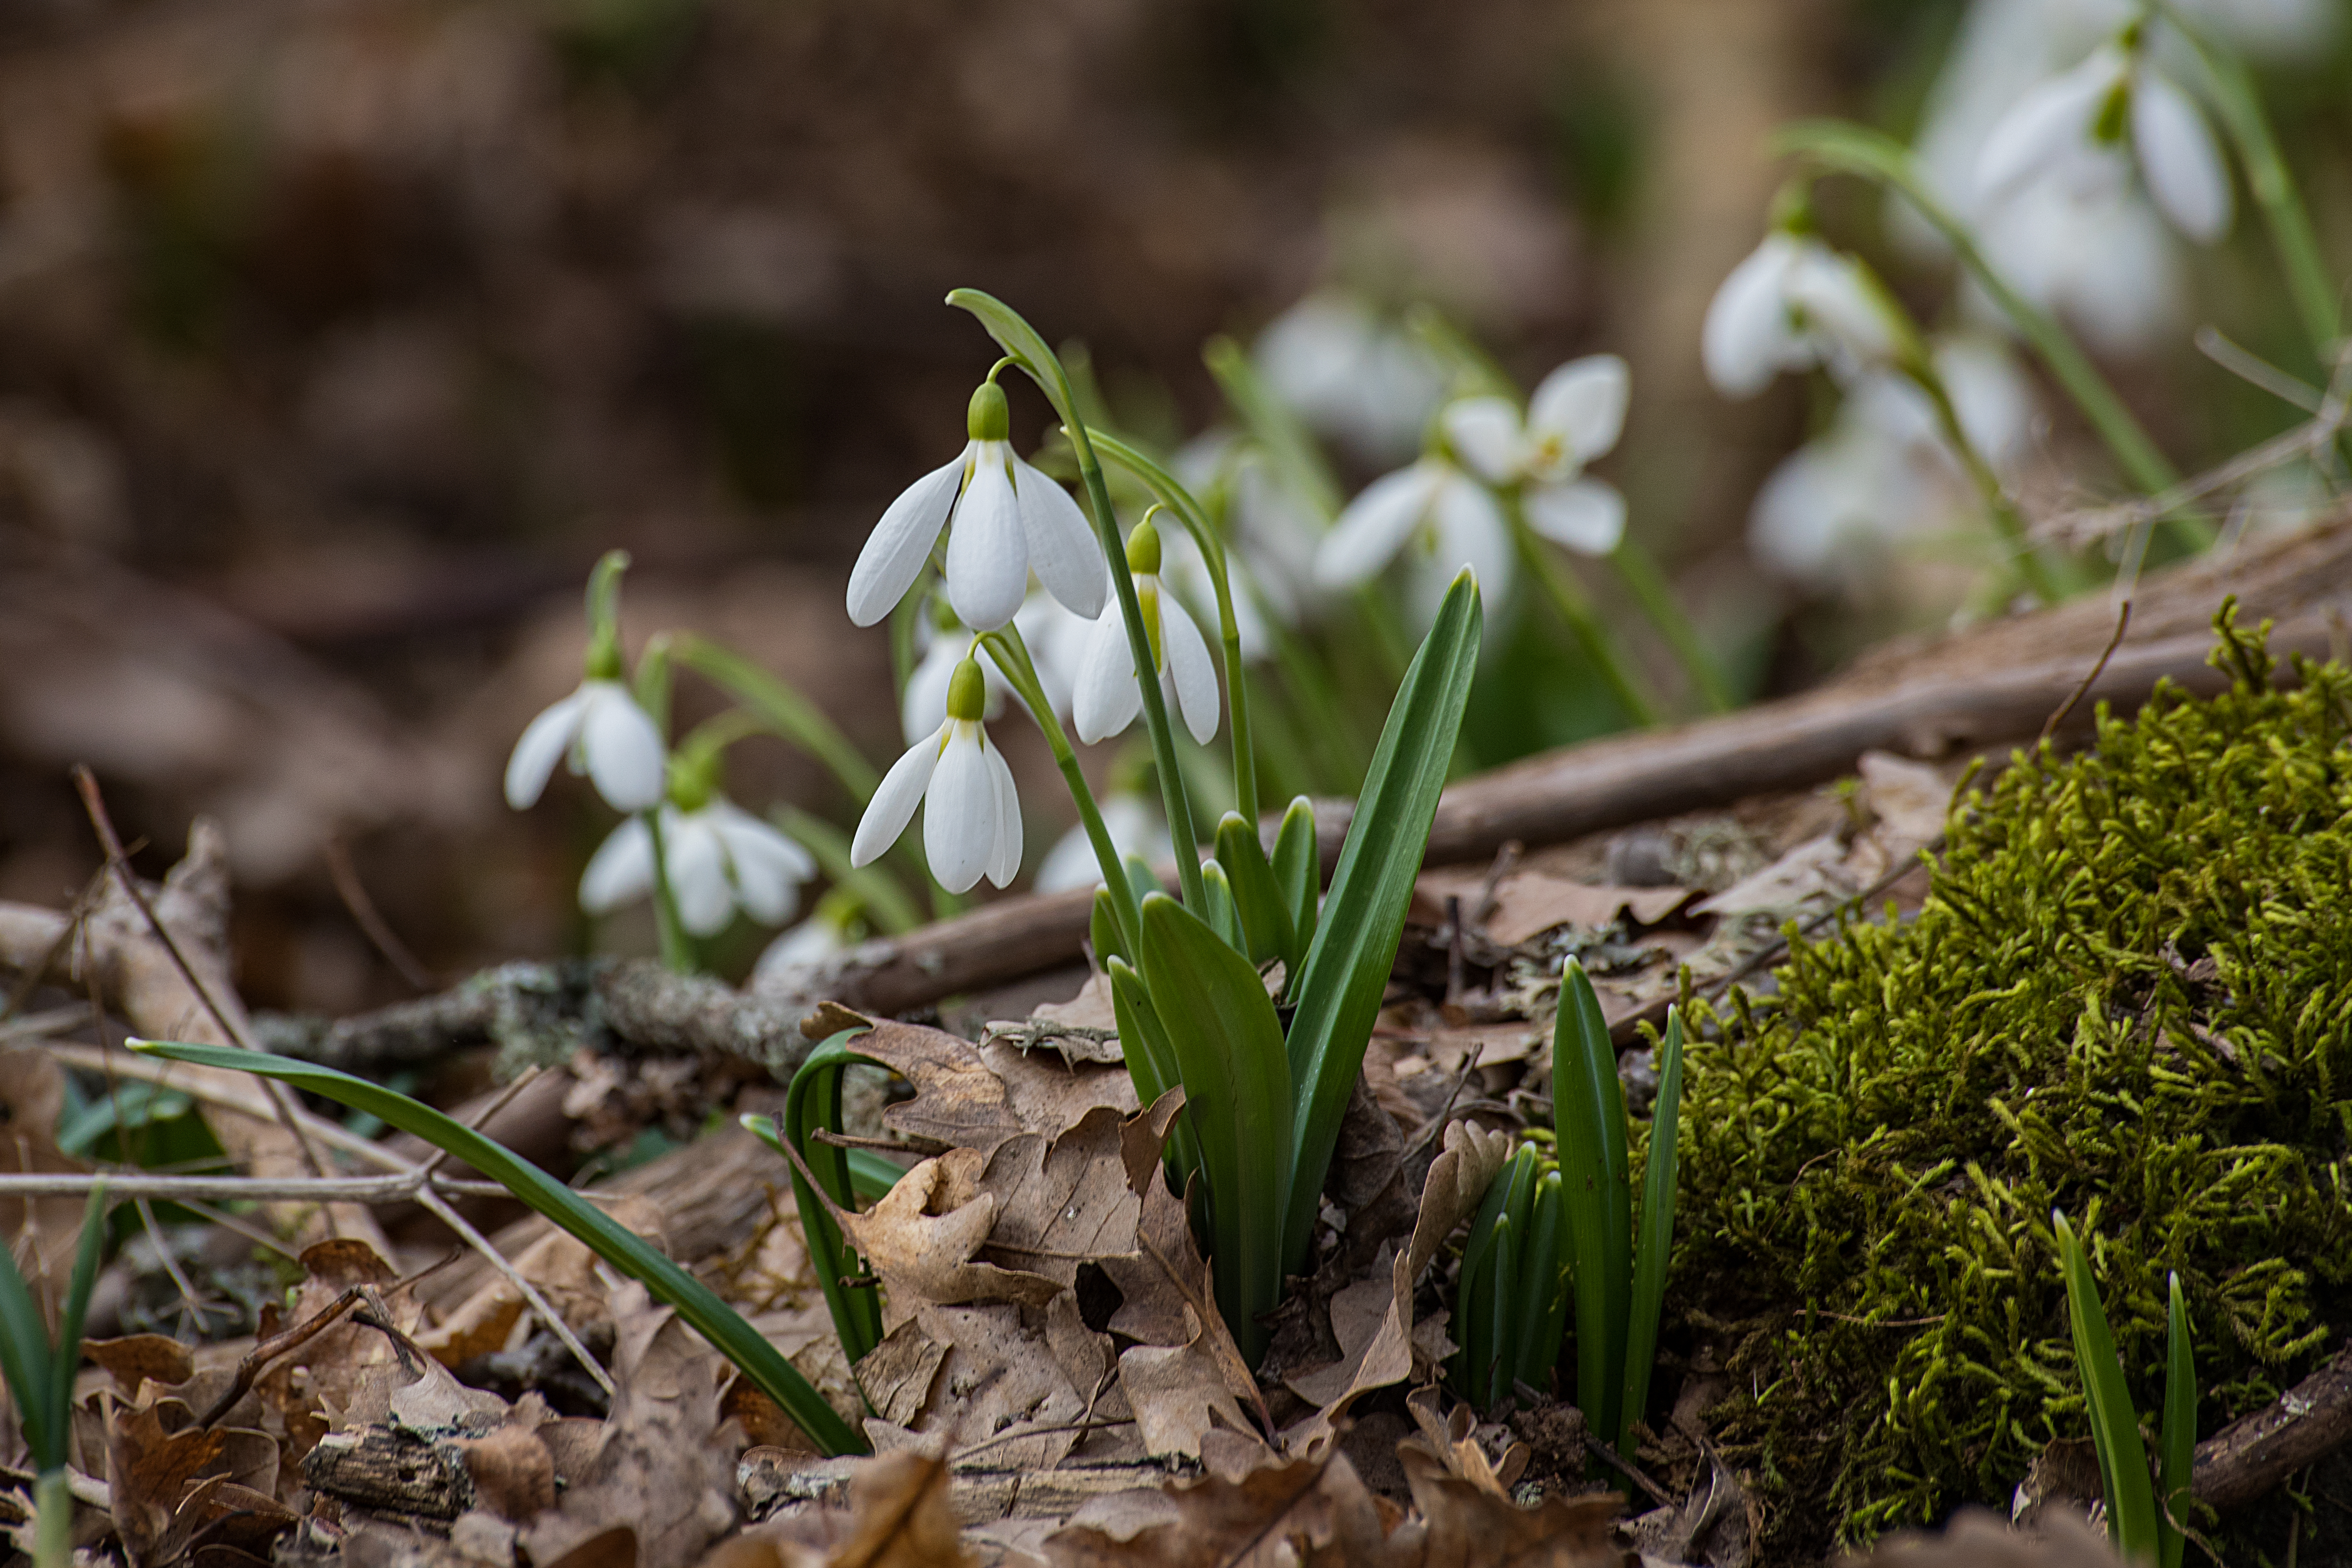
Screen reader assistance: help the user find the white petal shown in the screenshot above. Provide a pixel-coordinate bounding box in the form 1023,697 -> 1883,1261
2132,70 -> 2232,243
666,817 -> 736,937
753,917 -> 845,990
578,816 -> 654,913
579,682 -> 667,812
505,690 -> 587,809
983,737 -> 1023,890
1439,398 -> 1525,484
1976,50 -> 2121,209
1428,475 -> 1513,609
1524,478 -> 1628,556
1314,463 -> 1440,588
1071,609 -> 1142,745
1011,457 -> 1109,619
847,451 -> 966,627
924,727 -> 998,894
1033,820 -> 1106,894
944,445 -> 1030,631
852,729 -> 943,867
1528,355 -> 1630,464
709,802 -> 815,925
1785,247 -> 1898,378
1160,597 -> 1221,745
1701,235 -> 1801,399
901,636 -> 963,746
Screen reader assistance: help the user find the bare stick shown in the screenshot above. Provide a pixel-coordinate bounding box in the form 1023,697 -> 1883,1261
418,1066 -> 543,1180
413,1185 -> 615,1398
46,1042 -> 416,1174
323,837 -> 435,993
0,1171 -> 525,1201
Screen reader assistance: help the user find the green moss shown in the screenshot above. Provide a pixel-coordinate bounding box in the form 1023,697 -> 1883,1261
1676,607 -> 2352,1559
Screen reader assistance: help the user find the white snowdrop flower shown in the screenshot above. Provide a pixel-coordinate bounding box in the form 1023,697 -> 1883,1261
506,677 -> 666,814
845,379 -> 1108,633
1255,292 -> 1446,460
1976,36 -> 2231,243
1974,180 -> 2186,354
1072,513 -> 1222,747
1314,455 -> 1513,629
1173,432 -> 1324,643
1035,792 -> 1174,895
580,796 -> 816,937
1704,233 -> 1904,400
1014,588 -> 1096,721
853,656 -> 1023,895
752,911 -> 850,995
1443,354 -> 1631,556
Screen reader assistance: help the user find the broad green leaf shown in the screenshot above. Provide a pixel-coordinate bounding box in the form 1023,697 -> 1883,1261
1270,796 -> 1319,977
1618,1006 -> 1685,1454
1125,855 -> 1165,901
2160,1271 -> 2195,1568
130,1039 -> 866,1458
671,635 -> 880,803
1215,813 -> 1294,968
1198,860 -> 1245,952
2056,1212 -> 2158,1565
1107,957 -> 1199,1189
1554,959 -> 1632,1450
1281,571 -> 1481,1273
1136,893 -> 1293,1364
1092,887 -> 1128,967
1515,1171 -> 1565,1388
0,1200 -> 57,1468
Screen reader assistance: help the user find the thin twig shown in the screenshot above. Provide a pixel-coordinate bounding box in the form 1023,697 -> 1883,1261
0,1004 -> 90,1043
323,837 -> 436,993
413,1185 -> 615,1398
195,1285 -> 370,1428
2038,601 -> 2132,747
1582,1431 -> 1677,1507
2,869 -> 102,1022
131,1194 -> 216,1335
418,1066 -> 542,1179
0,1170 -> 526,1200
72,768 -> 332,1182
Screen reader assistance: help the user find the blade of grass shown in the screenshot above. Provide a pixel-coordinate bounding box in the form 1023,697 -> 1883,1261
1554,959 -> 1632,1449
130,1038 -> 865,1457
2055,1211 -> 2158,1564
1618,1006 -> 1684,1455
2160,1271 -> 2195,1568
46,1186 -> 106,1464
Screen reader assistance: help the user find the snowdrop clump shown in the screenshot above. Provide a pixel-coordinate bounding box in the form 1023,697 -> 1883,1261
581,795 -> 815,937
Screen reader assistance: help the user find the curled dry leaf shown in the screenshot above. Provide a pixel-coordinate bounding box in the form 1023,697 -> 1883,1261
104,1400 -> 290,1568
1388,1442 -> 1629,1568
838,1150 -> 1062,1326
703,1447 -> 972,1568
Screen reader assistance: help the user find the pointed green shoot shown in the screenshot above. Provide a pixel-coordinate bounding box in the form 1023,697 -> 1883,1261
1135,894 -> 1294,1364
1483,1211 -> 1519,1408
2160,1271 -> 2195,1568
1199,859 -> 1246,953
1618,1005 -> 1685,1456
1281,571 -> 1481,1274
1515,1171 -> 1566,1390
129,1039 -> 865,1457
1270,795 -> 1320,980
1215,812 -> 1294,968
1554,959 -> 1633,1449
2055,1212 -> 2159,1565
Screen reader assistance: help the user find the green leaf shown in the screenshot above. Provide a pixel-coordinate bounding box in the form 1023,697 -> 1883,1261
1458,1144 -> 1534,1405
1515,1171 -> 1565,1389
1554,959 -> 1632,1450
670,634 -> 881,803
1135,893 -> 1293,1364
1092,886 -> 1128,968
947,289 -> 1073,426
2055,1212 -> 2158,1565
47,1186 -> 107,1470
1618,1006 -> 1684,1455
847,1150 -> 905,1203
130,1039 -> 866,1458
758,1031 -> 887,1366
1107,957 -> 1199,1190
1484,1211 -> 1518,1408
1270,796 -> 1319,978
1198,860 -> 1245,953
0,1198 -> 58,1469
2160,1271 -> 2195,1568
1214,813 -> 1294,968
1281,570 -> 1481,1273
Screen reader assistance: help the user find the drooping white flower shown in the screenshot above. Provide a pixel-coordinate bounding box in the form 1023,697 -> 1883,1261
1313,455 -> 1513,628
1073,514 -> 1222,747
1976,36 -> 2232,244
752,910 -> 851,996
1443,354 -> 1631,555
1703,233 -> 1904,400
506,677 -> 667,813
580,798 -> 816,936
853,656 -> 1023,894
1254,292 -> 1447,460
1035,792 -> 1174,894
846,380 -> 1107,633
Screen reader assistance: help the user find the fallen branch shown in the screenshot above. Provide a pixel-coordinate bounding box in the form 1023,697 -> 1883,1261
2192,1338 -> 2352,1512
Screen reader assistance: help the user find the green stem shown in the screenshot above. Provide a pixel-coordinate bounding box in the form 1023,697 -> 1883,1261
32,1469 -> 70,1568
642,808 -> 694,973
1775,122 -> 2212,552
980,627 -> 1141,955
1505,504 -> 1663,727
670,634 -> 882,804
1911,365 -> 2075,604
1606,539 -> 1734,712
2155,2 -> 2341,359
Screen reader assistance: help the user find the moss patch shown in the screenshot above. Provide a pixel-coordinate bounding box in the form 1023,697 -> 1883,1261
1676,608 -> 2352,1559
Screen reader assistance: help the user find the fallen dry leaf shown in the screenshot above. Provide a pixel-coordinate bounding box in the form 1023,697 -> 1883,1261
703,1447 -> 972,1568
1040,1451 -> 1351,1567
1388,1441 -> 1627,1568
1841,1508 -> 2123,1568
838,1151 -> 1062,1328
104,1399 -> 289,1568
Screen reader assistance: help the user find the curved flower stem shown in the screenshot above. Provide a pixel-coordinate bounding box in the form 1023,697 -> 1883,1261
1605,540 -> 1734,713
948,288 -> 1205,910
2152,1 -> 2340,361
1505,502 -> 1664,728
641,808 -> 694,974
1089,430 -> 1258,825
1775,121 -> 2212,554
979,625 -> 1140,954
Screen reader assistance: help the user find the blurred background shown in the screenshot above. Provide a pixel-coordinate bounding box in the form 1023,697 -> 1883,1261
0,0 -> 2345,1012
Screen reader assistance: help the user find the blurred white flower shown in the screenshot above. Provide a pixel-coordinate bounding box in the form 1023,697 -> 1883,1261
1703,234 -> 1903,399
853,657 -> 1023,894
1443,354 -> 1631,555
1315,456 -> 1513,628
1172,433 -> 1325,649
581,799 -> 816,936
1255,293 -> 1447,460
1035,792 -> 1174,894
1976,39 -> 2231,243
1073,516 -> 1222,746
846,381 -> 1107,633
505,679 -> 667,813
752,911 -> 850,995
